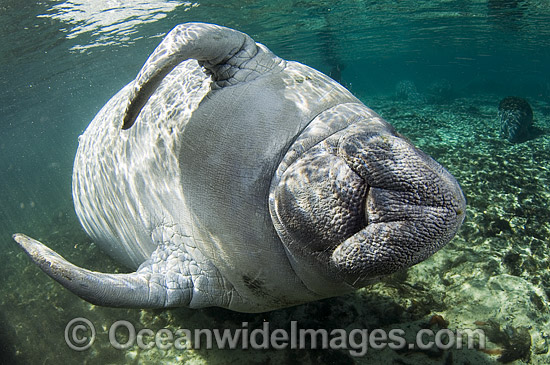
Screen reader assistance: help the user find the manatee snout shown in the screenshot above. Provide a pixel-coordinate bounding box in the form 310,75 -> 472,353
272,122 -> 466,289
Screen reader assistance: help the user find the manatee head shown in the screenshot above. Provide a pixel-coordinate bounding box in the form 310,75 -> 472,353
270,106 -> 466,294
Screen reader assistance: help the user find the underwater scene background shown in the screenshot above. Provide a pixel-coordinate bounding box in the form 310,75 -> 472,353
1,0 -> 550,363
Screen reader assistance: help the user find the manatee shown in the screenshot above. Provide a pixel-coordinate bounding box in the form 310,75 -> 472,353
13,23 -> 466,313
498,96 -> 533,143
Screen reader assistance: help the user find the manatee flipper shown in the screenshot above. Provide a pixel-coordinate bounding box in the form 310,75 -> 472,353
13,234 -> 193,307
122,22 -> 284,129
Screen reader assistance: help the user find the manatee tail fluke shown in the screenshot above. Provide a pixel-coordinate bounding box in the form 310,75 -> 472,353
12,233 -> 191,308
122,22 -> 285,130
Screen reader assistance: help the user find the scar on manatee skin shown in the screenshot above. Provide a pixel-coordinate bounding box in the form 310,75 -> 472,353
242,275 -> 265,293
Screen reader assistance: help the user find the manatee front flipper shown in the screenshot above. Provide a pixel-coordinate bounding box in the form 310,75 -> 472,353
122,22 -> 285,129
13,234 -> 192,308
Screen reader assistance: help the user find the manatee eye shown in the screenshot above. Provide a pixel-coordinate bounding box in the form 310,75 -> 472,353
272,145 -> 368,253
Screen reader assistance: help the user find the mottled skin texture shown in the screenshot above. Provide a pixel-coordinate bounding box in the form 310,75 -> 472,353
13,23 -> 466,312
498,96 -> 533,143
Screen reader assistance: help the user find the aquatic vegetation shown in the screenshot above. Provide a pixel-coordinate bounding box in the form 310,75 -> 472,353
475,320 -> 531,363
428,314 -> 449,329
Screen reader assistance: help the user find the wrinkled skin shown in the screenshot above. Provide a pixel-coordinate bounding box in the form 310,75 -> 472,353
13,23 -> 466,312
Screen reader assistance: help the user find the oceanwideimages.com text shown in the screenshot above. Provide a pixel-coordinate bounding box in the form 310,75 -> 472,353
65,318 -> 485,356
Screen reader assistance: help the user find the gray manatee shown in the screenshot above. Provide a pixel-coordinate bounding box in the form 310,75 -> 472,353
13,23 -> 466,312
498,96 -> 533,143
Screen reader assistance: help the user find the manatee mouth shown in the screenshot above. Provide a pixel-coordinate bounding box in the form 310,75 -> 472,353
330,132 -> 466,286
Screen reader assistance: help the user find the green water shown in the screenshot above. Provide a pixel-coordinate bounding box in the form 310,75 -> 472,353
1,1 -> 549,364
